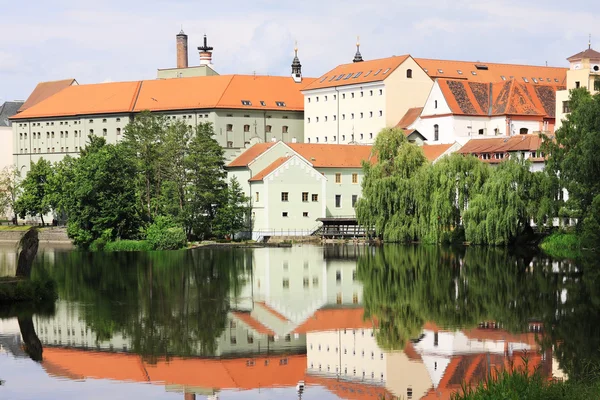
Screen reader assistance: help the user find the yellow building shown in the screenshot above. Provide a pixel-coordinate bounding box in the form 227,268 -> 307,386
555,46 -> 600,130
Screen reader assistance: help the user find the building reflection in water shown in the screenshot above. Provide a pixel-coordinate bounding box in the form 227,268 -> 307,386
0,244 -> 561,399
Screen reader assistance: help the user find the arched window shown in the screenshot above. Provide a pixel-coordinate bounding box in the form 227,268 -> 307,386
407,69 -> 413,78
434,124 -> 439,141
519,127 -> 528,135
434,100 -> 438,109
243,124 -> 250,132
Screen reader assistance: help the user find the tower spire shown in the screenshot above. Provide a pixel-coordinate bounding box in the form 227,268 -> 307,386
353,36 -> 363,63
291,40 -> 302,83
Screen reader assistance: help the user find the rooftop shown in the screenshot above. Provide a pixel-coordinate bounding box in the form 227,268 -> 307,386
458,135 -> 548,163
12,75 -> 315,120
396,107 -> 423,129
18,79 -> 77,114
567,47 -> 600,61
0,101 -> 24,127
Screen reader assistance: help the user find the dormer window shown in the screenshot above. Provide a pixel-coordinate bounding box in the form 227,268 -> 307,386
457,70 -> 463,75
364,70 -> 372,77
383,68 -> 390,74
353,72 -> 362,78
437,69 -> 443,73
260,101 -> 266,106
523,77 -> 529,83
471,71 -> 477,75
501,76 -> 506,80
329,75 -> 337,82
241,100 -> 252,106
276,101 -> 286,107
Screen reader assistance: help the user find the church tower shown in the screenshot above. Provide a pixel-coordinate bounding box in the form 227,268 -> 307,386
292,42 -> 302,83
353,36 -> 363,63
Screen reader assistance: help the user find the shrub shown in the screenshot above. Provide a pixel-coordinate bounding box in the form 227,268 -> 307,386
103,240 -> 152,252
145,216 -> 187,250
540,231 -> 582,259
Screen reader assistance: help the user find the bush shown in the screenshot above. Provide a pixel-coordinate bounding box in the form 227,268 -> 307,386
0,277 -> 57,303
582,194 -> 600,250
103,240 -> 152,252
145,216 -> 187,250
540,232 -> 582,259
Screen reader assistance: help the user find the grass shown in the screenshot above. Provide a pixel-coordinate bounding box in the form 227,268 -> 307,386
103,240 -> 153,252
452,366 -> 600,400
539,232 -> 582,259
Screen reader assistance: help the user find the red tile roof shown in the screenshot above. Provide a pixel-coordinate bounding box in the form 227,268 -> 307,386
227,143 -> 278,167
249,157 -> 291,181
567,47 -> 600,61
303,56 -> 411,91
231,311 -> 275,335
457,135 -> 547,163
437,79 -> 559,118
294,308 -> 375,334
12,75 -> 313,120
18,79 -> 77,113
421,143 -> 454,161
288,143 -> 375,168
305,375 -> 394,400
414,58 -> 567,86
396,107 -> 423,129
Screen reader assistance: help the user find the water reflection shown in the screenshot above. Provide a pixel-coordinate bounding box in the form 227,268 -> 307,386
0,244 -> 598,399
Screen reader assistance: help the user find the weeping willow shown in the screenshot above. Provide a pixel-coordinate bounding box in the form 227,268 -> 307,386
358,128 -> 556,245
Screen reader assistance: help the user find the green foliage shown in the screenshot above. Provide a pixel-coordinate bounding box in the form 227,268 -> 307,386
60,136 -> 142,248
582,194 -> 600,249
14,159 -> 54,224
543,88 -> 600,225
540,232 -> 582,259
453,367 -> 600,400
145,216 -> 187,250
0,166 -> 20,222
213,176 -> 251,239
103,240 -> 153,252
0,277 -> 57,304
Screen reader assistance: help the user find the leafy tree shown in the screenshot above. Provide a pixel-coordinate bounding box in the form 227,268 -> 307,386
0,166 -> 21,223
543,88 -> 600,223
213,176 -> 251,239
145,215 -> 187,250
14,159 -> 54,225
62,136 -> 142,248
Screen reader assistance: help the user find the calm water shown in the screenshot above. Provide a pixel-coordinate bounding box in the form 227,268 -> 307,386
0,244 -> 598,400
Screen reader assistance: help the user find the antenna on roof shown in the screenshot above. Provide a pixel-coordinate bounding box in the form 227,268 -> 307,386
590,33 -> 592,49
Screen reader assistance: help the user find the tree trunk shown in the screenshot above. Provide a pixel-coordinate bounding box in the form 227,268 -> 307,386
40,214 -> 45,226
18,316 -> 43,362
15,228 -> 39,278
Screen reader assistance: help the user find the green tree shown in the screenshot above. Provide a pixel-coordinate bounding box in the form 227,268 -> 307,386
0,166 -> 21,223
183,122 -> 227,239
213,176 -> 251,239
62,137 -> 142,248
14,159 -> 54,225
356,127 -> 428,242
543,88 -> 600,223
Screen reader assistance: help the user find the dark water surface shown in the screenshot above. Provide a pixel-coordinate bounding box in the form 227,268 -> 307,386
0,244 -> 598,400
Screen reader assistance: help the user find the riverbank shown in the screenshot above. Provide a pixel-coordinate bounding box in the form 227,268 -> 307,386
539,232 -> 583,259
0,227 -> 72,245
454,369 -> 600,400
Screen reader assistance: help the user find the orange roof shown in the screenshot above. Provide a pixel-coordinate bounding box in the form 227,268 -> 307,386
458,135 -> 546,161
414,58 -> 567,86
227,142 -> 277,167
294,308 -> 375,334
422,143 -> 453,161
305,375 -> 394,400
249,157 -> 291,181
12,75 -> 313,120
231,311 -> 275,335
288,143 -> 375,168
18,79 -> 77,113
437,79 -> 559,118
303,56 -> 410,91
396,107 -> 423,129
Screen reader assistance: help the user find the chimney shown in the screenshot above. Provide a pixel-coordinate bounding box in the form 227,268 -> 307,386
176,29 -> 189,69
198,34 -> 214,67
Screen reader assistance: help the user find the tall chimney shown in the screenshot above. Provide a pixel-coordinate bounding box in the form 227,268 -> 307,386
176,30 -> 189,69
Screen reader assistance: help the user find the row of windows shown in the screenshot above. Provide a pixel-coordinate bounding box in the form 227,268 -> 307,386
311,344 -> 383,360
281,211 -> 311,218
308,133 -> 374,144
317,68 -> 392,84
277,192 -> 320,202
20,130 -> 87,139
18,118 -> 124,128
226,113 -> 290,120
334,173 -> 358,184
228,124 -> 289,133
281,192 -> 358,205
307,89 -> 384,103
20,147 -> 79,154
309,364 -> 385,382
307,110 -> 382,124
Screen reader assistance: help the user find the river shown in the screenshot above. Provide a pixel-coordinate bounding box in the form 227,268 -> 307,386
0,244 -> 597,399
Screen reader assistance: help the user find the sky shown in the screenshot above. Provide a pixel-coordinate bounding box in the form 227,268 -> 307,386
0,0 -> 598,103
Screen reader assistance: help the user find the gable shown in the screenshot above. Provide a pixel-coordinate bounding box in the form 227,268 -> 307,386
421,81 -> 452,116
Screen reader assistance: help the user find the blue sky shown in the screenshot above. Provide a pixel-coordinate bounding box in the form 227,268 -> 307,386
0,0 -> 598,103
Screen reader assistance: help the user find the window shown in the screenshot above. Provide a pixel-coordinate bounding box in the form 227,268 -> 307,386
303,277 -> 309,288
360,133 -> 363,140
283,278 -> 290,288
227,141 -> 233,148
501,75 -> 506,80
335,195 -> 341,208
379,110 -> 383,117
342,134 -> 346,141
434,124 -> 439,141
333,94 -> 337,100
478,128 -> 484,135
523,77 -> 529,83
282,125 -> 288,133
471,71 -> 477,75
342,93 -> 346,99
324,95 -> 328,101
226,124 -> 233,132
335,173 -> 341,183
352,173 -> 358,184
351,92 -> 355,98
407,69 -> 413,78
360,112 -> 363,118
281,192 -> 289,201
360,91 -> 364,97
89,129 -> 93,135
89,119 -> 93,123
519,127 -> 528,135
342,114 -> 346,120
379,89 -> 383,95
302,192 -> 309,202
116,128 -> 121,136
241,100 -> 252,106
595,80 -> 600,91
369,111 -> 373,118
315,96 -> 319,102
324,116 -> 328,122
352,195 -> 358,207
255,192 -> 259,202
103,128 -> 107,136
575,81 -> 580,88
276,101 -> 286,107
262,124 -> 270,133
316,117 -> 319,122
312,194 -> 318,202
303,212 -> 309,217
336,293 -> 342,304
351,113 -> 354,119
312,276 -> 319,287
434,332 -> 439,346
243,124 -> 250,132
562,101 -> 570,113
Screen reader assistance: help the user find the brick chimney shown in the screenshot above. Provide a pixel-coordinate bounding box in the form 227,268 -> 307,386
176,30 -> 189,69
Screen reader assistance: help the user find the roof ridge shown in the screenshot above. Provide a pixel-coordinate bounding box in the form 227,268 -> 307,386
414,57 -> 566,69
215,75 -> 237,108
130,80 -> 144,111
